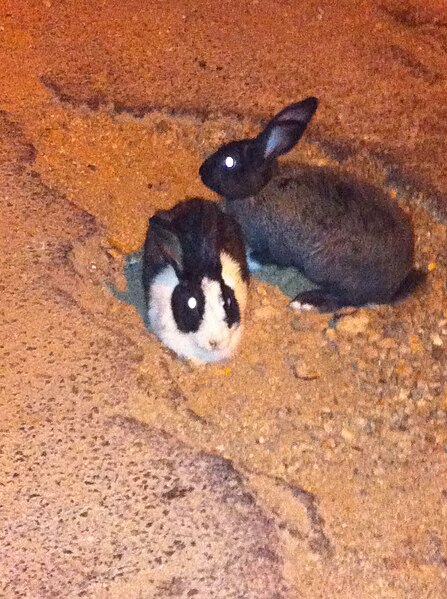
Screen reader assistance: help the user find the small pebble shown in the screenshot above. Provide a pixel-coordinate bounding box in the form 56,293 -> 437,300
398,388 -> 410,401
106,248 -> 122,260
323,422 -> 334,433
341,427 -> 356,443
409,335 -> 424,354
292,361 -> 320,380
336,312 -> 370,335
431,333 -> 443,347
380,337 -> 398,349
323,437 -> 337,449
321,407 -> 333,416
254,305 -> 278,320
355,359 -> 369,371
368,333 -> 381,343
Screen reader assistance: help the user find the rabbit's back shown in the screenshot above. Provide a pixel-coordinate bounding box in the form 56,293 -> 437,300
225,167 -> 414,304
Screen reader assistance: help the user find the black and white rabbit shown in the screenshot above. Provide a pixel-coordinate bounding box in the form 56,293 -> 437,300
142,198 -> 249,363
199,97 -> 425,312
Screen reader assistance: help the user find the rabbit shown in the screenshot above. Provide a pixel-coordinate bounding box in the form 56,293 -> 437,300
142,197 -> 249,363
199,97 -> 425,312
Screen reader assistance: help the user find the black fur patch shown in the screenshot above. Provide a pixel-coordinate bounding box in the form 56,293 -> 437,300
143,198 -> 248,333
221,283 -> 240,327
171,282 -> 205,333
199,141 -> 273,200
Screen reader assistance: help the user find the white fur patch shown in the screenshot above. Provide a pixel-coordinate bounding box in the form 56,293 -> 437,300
147,253 -> 247,363
290,301 -> 315,312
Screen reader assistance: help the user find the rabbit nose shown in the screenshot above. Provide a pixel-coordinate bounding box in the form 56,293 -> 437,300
209,339 -> 219,349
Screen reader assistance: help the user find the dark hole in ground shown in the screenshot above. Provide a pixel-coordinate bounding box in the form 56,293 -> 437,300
109,250 -> 316,329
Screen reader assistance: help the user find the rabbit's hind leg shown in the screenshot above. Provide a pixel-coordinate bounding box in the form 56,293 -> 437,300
290,289 -> 352,313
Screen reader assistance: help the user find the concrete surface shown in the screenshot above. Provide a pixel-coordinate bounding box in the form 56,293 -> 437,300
1,1 -> 447,597
0,121 -> 285,598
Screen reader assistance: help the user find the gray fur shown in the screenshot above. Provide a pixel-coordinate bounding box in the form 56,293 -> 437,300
225,166 -> 415,306
199,98 -> 423,311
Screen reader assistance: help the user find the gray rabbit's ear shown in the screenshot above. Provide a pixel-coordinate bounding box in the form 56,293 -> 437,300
271,97 -> 318,125
149,214 -> 183,272
258,97 -> 318,160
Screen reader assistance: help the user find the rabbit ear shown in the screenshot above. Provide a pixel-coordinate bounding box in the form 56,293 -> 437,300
258,97 -> 318,160
149,214 -> 183,272
271,97 -> 318,125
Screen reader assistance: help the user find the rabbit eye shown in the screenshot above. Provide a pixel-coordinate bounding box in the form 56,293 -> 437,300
187,297 -> 197,310
224,156 -> 236,169
221,284 -> 240,327
221,291 -> 232,307
172,283 -> 204,333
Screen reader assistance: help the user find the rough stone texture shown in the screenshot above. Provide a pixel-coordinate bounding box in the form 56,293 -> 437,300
0,120 -> 286,598
1,1 -> 447,598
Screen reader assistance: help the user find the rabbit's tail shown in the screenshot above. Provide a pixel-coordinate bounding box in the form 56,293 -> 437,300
392,268 -> 428,303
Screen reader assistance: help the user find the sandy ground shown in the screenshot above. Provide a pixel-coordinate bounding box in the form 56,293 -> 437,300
1,1 -> 447,597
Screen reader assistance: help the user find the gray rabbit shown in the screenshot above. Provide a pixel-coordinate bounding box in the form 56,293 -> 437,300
199,97 -> 425,312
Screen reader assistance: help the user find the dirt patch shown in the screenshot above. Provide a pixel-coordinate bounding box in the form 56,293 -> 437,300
2,1 -> 447,596
26,79 -> 447,598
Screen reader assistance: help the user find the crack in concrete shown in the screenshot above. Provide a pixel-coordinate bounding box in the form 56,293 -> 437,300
286,482 -> 334,558
222,462 -> 334,560
39,74 -> 357,163
39,75 -> 251,122
111,415 -> 333,560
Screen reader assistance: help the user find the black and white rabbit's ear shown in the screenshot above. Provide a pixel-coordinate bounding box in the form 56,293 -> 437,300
149,214 -> 183,272
257,97 -> 318,160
